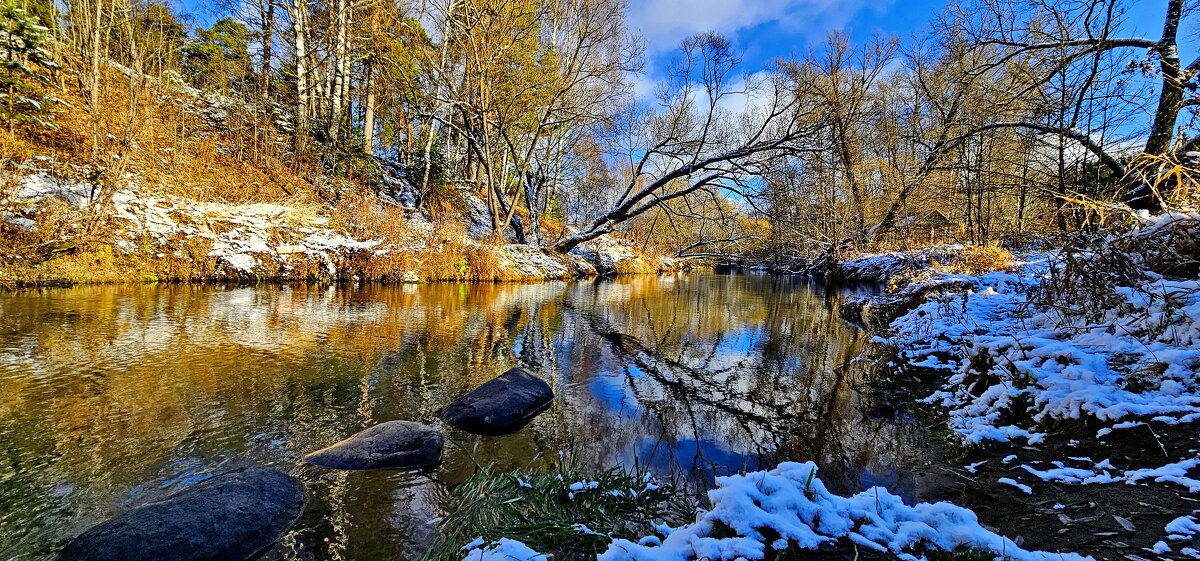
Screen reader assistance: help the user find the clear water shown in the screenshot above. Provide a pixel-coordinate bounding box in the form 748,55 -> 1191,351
0,273 -> 930,560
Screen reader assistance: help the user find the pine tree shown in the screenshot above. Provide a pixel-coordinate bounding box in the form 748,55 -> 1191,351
0,0 -> 59,131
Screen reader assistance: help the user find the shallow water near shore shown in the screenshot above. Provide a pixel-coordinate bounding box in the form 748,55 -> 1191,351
0,273 -> 933,561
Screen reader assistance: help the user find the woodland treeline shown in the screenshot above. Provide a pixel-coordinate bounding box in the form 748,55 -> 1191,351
3,0 -> 1198,258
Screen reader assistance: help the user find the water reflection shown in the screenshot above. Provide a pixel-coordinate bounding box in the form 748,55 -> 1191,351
0,273 -> 930,561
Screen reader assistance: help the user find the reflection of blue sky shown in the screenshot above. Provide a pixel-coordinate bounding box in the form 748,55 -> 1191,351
704,327 -> 765,371
631,438 -> 760,484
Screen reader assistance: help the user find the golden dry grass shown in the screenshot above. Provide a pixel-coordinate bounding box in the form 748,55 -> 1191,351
932,244 -> 1015,275
5,68 -> 315,204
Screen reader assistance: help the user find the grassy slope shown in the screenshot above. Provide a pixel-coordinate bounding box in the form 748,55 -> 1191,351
0,70 -> 669,287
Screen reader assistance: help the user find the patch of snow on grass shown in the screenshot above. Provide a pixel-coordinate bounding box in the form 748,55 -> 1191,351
997,477 -> 1032,494
1166,515 -> 1199,540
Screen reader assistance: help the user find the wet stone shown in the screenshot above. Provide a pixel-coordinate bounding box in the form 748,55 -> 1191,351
438,367 -> 554,435
303,420 -> 444,470
58,467 -> 306,561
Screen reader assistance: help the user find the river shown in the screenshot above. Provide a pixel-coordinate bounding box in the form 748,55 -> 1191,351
0,273 -> 933,560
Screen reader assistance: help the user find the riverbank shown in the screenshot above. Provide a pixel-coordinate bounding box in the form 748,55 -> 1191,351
0,170 -> 679,288
445,218 -> 1199,561
833,211 -> 1200,559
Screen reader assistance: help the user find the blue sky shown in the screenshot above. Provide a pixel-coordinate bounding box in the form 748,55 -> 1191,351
177,0 -> 1185,92
627,0 -> 1183,91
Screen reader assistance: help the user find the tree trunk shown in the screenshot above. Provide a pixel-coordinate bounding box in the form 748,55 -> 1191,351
1128,0 -> 1185,211
290,0 -> 310,153
363,59 -> 375,154
260,0 -> 273,99
1144,0 -> 1184,157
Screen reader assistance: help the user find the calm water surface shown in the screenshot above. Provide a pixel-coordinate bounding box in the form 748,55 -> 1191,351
0,273 -> 931,561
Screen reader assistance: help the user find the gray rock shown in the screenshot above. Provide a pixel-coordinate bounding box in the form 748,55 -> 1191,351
58,467 -> 306,561
303,421 -> 443,470
438,367 -> 554,435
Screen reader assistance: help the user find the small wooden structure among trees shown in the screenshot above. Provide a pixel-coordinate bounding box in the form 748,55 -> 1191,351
881,210 -> 959,248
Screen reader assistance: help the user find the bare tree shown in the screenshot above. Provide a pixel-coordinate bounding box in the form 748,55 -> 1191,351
549,33 -> 821,253
948,0 -> 1198,210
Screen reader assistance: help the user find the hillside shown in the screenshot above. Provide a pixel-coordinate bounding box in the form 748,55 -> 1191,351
0,68 -> 672,287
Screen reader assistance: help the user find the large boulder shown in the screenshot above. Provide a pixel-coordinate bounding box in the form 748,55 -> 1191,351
438,367 -> 554,435
58,467 -> 305,561
303,421 -> 444,470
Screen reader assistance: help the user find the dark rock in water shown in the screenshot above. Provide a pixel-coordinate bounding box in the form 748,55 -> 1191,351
839,280 -> 972,332
438,367 -> 554,435
58,467 -> 305,561
303,421 -> 443,470
839,294 -> 917,332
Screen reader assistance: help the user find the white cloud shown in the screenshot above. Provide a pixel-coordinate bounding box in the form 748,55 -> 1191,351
626,0 -> 876,54
715,70 -> 775,115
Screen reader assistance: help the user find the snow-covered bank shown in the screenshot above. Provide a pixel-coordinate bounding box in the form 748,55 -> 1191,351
0,171 -> 677,286
829,216 -> 1200,554
460,462 -> 1088,561
883,250 -> 1200,445
833,244 -> 970,283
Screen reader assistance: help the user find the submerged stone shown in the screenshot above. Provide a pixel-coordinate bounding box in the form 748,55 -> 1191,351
303,421 -> 444,470
58,467 -> 305,561
438,367 -> 554,435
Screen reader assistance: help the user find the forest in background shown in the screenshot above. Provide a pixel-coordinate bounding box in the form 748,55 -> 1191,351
1,0 -> 1198,266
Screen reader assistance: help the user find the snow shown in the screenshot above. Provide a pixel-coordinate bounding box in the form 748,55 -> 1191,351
568,479 -> 601,498
836,244 -> 966,283
1166,515 -> 1200,540
1013,456 -> 1200,492
569,481 -> 600,492
456,462 -> 1089,561
1,171 -> 393,277
1161,515 -> 1200,560
573,523 -> 607,536
460,538 -> 549,561
997,478 -> 1032,494
4,173 -> 94,207
1,168 -> 663,281
592,462 -> 1086,561
885,252 -> 1200,444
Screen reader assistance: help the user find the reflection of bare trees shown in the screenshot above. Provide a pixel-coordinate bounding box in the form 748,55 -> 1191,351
575,305 -> 809,429
552,275 -> 931,494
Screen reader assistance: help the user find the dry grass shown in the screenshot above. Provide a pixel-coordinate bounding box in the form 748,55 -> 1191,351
0,71 -> 660,287
1128,152 -> 1200,208
932,245 -> 1015,275
0,129 -> 44,162
5,67 -> 315,205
